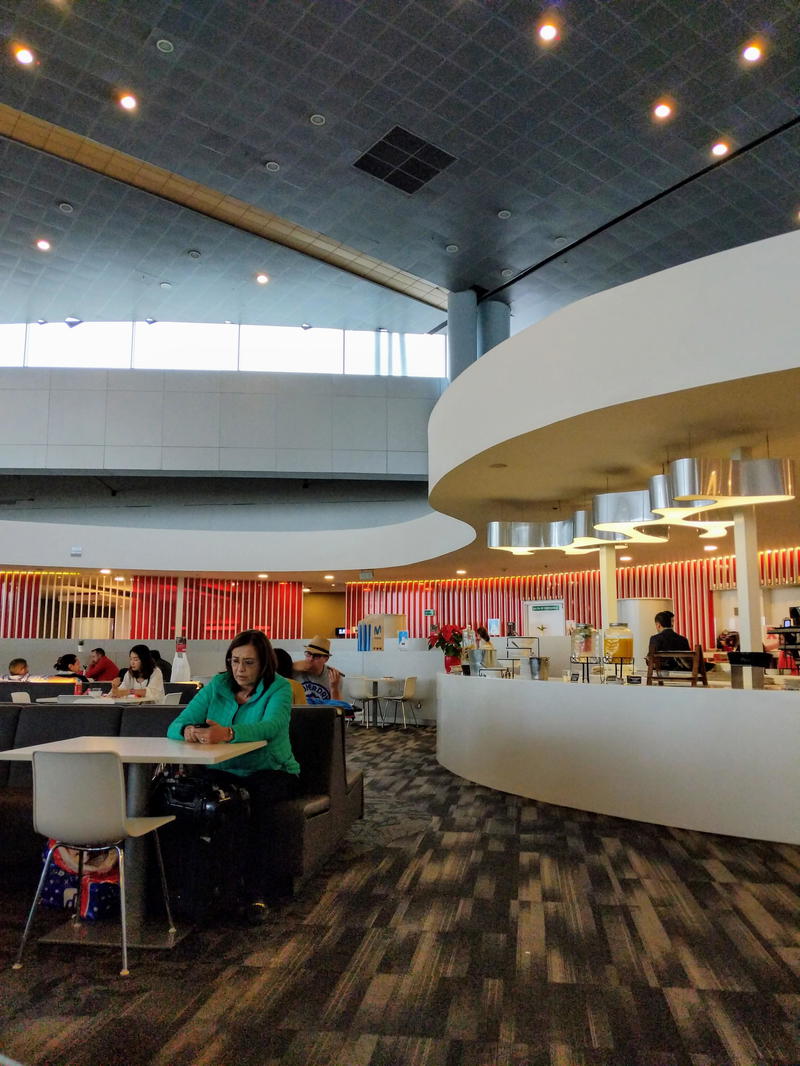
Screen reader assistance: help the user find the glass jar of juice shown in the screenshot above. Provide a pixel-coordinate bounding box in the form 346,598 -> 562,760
604,622 -> 633,660
571,623 -> 599,659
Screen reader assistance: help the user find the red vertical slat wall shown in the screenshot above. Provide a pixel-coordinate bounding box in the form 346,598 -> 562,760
182,578 -> 302,641
130,576 -> 179,641
0,572 -> 42,638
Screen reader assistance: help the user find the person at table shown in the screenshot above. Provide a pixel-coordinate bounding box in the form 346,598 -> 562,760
166,628 -> 299,923
149,647 -> 173,682
111,644 -> 165,700
49,653 -> 90,685
2,657 -> 30,681
647,611 -> 691,670
273,647 -> 307,705
476,626 -> 497,668
292,636 -> 343,702
85,647 -> 120,683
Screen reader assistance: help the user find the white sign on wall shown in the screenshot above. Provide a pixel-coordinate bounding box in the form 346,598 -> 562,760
523,600 -> 566,637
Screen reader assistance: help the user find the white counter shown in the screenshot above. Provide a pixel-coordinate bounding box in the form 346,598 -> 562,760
436,674 -> 800,844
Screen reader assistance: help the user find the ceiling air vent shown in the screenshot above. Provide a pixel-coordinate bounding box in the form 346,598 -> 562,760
353,126 -> 455,194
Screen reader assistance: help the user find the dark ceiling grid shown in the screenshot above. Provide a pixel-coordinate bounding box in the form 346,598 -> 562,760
0,0 -> 798,333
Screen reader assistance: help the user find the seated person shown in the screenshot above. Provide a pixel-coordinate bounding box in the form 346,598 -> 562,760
273,647 -> 307,705
292,636 -> 343,702
647,611 -> 691,671
2,657 -> 30,681
149,647 -> 173,682
49,653 -> 90,685
84,647 -> 120,682
166,628 -> 299,923
111,644 -> 165,700
476,626 -> 497,668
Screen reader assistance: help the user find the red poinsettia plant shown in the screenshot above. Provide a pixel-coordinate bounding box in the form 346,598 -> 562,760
427,624 -> 463,657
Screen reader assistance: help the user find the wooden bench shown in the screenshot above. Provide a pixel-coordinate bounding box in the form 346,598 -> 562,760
646,644 -> 708,687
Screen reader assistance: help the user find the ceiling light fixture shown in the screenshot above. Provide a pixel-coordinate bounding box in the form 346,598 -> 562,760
323,574 -> 334,581
36,318 -> 47,325
456,569 -> 467,575
257,573 -> 269,579
144,317 -> 156,324
113,575 -> 125,582
64,316 -> 82,328
187,249 -> 201,259
445,243 -> 459,253
13,45 -> 35,65
118,92 -> 138,111
255,272 -> 269,285
501,268 -> 514,278
302,587 -> 311,593
741,42 -> 762,62
300,323 -> 312,330
537,22 -> 559,43
703,544 -> 718,551
309,113 -> 326,126
711,141 -> 729,157
155,38 -> 174,54
497,209 -> 512,219
35,238 -> 51,251
57,201 -> 74,214
653,101 -> 672,120
159,281 -> 172,290
263,160 -> 280,172
619,556 -> 633,562
99,568 -> 111,575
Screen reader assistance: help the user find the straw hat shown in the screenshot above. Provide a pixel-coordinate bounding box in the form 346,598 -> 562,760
303,636 -> 331,657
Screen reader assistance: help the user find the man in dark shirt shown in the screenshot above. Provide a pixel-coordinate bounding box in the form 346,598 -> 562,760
647,611 -> 691,670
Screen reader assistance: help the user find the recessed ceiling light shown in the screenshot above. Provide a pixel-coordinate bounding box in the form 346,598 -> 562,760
57,201 -> 74,214
263,160 -> 280,172
302,587 -> 311,593
619,556 -> 633,562
64,316 -> 82,328
653,101 -> 672,120
255,272 -> 269,285
309,113 -> 326,126
155,38 -> 174,54
500,268 -> 514,278
497,209 -> 512,219
445,243 -> 459,253
118,92 -> 138,111
113,575 -> 125,582
711,141 -> 729,157
14,45 -> 35,65
456,569 -> 467,575
35,238 -> 51,251
187,249 -> 201,259
703,544 -> 718,551
258,573 -> 269,579
144,317 -> 156,325
159,280 -> 172,290
552,236 -> 568,247
742,42 -> 762,62
99,568 -> 111,575
538,22 -> 559,42
323,574 -> 334,580
300,323 -> 312,330
36,318 -> 47,325
489,462 -> 508,469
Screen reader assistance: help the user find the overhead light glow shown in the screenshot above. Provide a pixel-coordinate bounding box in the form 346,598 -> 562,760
255,272 -> 269,285
323,575 -> 334,581
456,569 -> 467,575
114,576 -> 125,581
118,93 -> 137,111
653,101 -> 672,119
257,573 -> 268,579
64,316 -> 82,328
619,556 -> 633,562
538,22 -> 558,42
742,43 -> 762,62
14,45 -> 35,65
99,568 -> 111,575
302,587 -> 311,593
711,141 -> 729,157
704,544 -> 718,551
35,238 -> 51,251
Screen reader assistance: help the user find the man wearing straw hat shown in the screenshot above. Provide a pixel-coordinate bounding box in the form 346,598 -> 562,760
292,636 -> 343,702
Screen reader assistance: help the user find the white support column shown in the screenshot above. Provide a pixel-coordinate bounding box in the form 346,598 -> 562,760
598,544 -> 618,629
733,505 -> 763,652
174,575 -> 185,639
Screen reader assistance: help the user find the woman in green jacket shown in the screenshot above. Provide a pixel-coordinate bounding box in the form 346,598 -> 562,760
167,628 -> 299,923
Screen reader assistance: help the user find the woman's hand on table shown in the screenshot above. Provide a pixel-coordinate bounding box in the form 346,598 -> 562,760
184,719 -> 233,744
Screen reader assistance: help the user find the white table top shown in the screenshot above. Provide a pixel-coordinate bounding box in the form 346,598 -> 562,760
0,735 -> 265,764
35,695 -> 160,705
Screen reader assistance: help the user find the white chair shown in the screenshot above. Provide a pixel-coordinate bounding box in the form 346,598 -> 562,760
10,691 -> 31,703
382,676 -> 418,728
162,691 -> 183,705
347,677 -> 383,728
13,750 -> 176,977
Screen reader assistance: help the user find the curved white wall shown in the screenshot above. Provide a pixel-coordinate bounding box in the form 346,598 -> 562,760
429,230 -> 800,490
437,675 -> 800,843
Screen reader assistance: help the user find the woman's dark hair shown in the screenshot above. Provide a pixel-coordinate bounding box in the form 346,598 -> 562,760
128,644 -> 157,681
654,611 -> 675,628
54,653 -> 78,671
224,629 -> 276,691
272,647 -> 294,679
476,626 -> 490,642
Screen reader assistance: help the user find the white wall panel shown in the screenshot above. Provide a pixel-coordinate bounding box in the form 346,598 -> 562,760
0,391 -> 50,443
47,390 -> 107,445
219,393 -> 277,448
162,392 -> 220,447
105,390 -> 164,446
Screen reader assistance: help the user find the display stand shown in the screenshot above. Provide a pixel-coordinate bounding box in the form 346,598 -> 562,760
570,656 -> 600,683
603,655 -> 635,680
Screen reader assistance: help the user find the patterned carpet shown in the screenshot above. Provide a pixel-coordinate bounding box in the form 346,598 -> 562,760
1,725 -> 799,1066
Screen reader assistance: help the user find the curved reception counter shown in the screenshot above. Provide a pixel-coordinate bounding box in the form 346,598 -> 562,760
436,675 -> 800,845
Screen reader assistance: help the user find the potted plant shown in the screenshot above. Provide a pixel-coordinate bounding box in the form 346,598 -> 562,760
428,624 -> 464,672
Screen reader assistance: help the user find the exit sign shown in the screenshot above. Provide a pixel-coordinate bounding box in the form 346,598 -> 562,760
423,608 -> 435,616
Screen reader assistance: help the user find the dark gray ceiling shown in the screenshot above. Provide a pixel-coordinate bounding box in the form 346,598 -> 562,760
1,0 -> 798,332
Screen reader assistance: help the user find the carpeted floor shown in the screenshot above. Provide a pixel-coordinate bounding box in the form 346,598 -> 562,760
1,725 -> 799,1066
